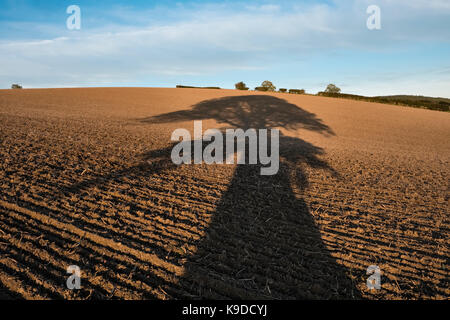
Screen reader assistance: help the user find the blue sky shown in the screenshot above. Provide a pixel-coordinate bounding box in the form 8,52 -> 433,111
1,0 -> 449,97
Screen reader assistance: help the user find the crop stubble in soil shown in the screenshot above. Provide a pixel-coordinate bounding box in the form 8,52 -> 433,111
0,88 -> 448,299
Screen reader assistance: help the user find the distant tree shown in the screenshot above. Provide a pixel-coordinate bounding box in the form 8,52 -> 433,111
261,80 -> 276,92
289,89 -> 305,94
325,83 -> 341,94
235,81 -> 249,90
255,86 -> 268,92
11,84 -> 22,89
279,88 -> 287,93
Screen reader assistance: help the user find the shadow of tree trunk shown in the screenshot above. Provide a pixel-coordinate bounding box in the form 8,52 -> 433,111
140,95 -> 362,299
178,139 -> 359,299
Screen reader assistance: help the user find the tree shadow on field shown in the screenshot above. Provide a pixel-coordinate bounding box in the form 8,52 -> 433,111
140,95 -> 361,299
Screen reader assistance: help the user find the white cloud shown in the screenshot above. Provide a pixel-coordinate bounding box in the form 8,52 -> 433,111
0,0 -> 449,96
387,0 -> 450,10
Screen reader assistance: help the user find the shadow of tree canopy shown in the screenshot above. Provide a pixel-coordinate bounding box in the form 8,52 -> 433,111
138,95 -> 360,299
142,95 -> 334,134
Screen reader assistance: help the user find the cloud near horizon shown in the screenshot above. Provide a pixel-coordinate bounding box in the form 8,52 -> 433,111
0,0 -> 449,97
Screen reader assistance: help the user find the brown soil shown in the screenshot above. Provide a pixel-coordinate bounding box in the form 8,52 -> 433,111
0,88 -> 448,300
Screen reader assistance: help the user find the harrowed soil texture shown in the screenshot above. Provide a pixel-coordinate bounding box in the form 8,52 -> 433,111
0,88 -> 448,299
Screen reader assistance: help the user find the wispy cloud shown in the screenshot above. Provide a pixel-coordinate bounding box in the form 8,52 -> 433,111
0,0 -> 449,97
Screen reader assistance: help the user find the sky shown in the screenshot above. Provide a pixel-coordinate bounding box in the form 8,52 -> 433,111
0,0 -> 449,97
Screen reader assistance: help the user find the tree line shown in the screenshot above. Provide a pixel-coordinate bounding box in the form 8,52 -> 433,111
235,81 -> 341,95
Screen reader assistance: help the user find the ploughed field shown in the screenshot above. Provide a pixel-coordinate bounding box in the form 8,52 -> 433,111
0,88 -> 448,299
